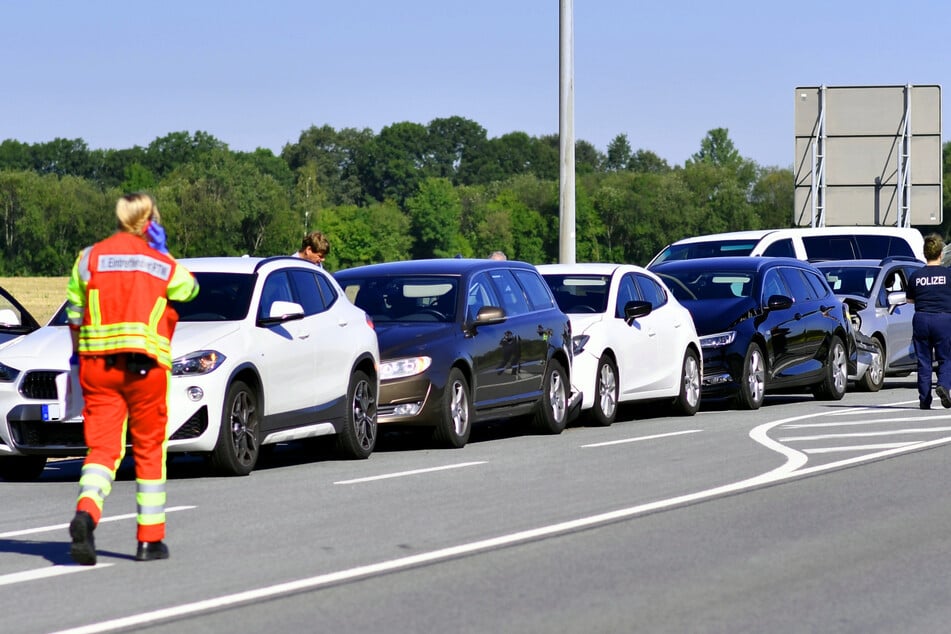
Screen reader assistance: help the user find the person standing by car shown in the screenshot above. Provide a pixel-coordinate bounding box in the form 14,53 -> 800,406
66,193 -> 199,565
294,231 -> 330,268
905,233 -> 951,410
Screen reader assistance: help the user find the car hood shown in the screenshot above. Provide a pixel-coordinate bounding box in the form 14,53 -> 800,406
375,322 -> 457,359
680,298 -> 757,335
170,321 -> 241,354
0,326 -> 71,367
569,313 -> 605,335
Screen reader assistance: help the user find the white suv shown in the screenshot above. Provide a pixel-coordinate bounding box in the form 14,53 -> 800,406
0,256 -> 380,480
648,227 -> 924,267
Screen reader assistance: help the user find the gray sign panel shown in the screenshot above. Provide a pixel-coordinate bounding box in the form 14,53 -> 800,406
794,85 -> 942,226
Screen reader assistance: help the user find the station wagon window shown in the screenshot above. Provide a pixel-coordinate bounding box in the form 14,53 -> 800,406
468,273 -> 502,321
512,269 -> 554,311
778,268 -> 817,302
803,270 -> 832,299
488,269 -> 530,316
761,269 -> 788,302
634,274 -> 667,309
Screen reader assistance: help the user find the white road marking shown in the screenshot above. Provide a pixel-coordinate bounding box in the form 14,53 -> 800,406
334,462 -> 486,484
581,429 -> 702,448
52,409 -> 951,634
804,443 -> 918,454
779,427 -> 951,442
827,399 -> 919,415
783,414 -> 951,429
0,506 -> 197,539
0,563 -> 114,587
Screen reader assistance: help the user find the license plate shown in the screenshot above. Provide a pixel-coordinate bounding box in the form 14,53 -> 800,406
41,404 -> 62,421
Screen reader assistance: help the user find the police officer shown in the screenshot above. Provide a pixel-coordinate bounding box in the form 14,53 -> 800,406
66,193 -> 199,565
905,233 -> 951,410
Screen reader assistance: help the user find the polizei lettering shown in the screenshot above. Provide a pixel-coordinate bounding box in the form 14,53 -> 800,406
916,275 -> 948,286
97,254 -> 172,280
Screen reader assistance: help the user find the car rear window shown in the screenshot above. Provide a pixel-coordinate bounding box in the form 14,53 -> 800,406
803,234 -> 915,261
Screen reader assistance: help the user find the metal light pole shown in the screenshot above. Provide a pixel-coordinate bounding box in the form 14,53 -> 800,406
559,0 -> 576,264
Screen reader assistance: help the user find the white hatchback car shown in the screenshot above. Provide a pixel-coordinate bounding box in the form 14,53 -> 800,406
538,263 -> 702,425
0,256 -> 380,481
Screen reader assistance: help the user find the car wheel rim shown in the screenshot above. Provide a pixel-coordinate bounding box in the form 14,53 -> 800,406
868,344 -> 884,386
230,390 -> 257,466
748,349 -> 765,403
550,370 -> 567,423
352,379 -> 377,450
684,354 -> 701,407
833,343 -> 848,393
450,379 -> 469,436
599,363 -> 617,418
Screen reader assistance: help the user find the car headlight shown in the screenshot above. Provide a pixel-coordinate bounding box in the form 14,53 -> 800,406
380,356 -> 432,380
172,350 -> 226,376
700,331 -> 737,349
0,361 -> 19,382
572,334 -> 590,356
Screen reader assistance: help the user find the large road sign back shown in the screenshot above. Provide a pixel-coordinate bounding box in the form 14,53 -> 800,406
794,84 -> 942,227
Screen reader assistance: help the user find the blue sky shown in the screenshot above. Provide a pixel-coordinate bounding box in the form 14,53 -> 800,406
1,0 -> 947,169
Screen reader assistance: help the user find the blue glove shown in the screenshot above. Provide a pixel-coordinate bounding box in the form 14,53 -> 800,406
69,353 -> 79,366
146,221 -> 169,254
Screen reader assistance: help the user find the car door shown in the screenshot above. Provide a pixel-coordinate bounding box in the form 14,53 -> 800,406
487,268 -> 547,399
878,264 -> 916,370
256,269 -> 317,421
466,272 -> 519,408
289,268 -> 349,416
774,266 -> 828,379
758,268 -> 806,381
631,272 -> 685,392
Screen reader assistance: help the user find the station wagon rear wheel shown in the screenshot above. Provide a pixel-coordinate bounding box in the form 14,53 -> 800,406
433,368 -> 472,448
736,343 -> 765,410
211,380 -> 260,476
532,359 -> 568,434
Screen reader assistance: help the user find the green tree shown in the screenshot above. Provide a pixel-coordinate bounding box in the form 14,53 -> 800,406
405,177 -> 461,259
605,134 -> 633,172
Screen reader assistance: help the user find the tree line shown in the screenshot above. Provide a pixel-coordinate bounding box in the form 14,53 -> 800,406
0,119 -> 948,276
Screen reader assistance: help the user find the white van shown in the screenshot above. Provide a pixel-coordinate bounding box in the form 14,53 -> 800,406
647,227 -> 925,267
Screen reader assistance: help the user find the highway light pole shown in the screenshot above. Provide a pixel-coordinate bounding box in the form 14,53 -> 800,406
559,0 -> 576,264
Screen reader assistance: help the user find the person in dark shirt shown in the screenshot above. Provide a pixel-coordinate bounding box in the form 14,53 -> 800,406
906,233 -> 951,409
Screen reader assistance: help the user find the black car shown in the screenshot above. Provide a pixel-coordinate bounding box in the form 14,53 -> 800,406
651,257 -> 853,409
334,259 -> 581,448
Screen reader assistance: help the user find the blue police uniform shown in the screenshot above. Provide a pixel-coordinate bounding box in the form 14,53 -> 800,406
906,264 -> 951,408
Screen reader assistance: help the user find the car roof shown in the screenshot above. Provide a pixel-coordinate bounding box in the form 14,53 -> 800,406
537,262 -> 647,276
178,255 -> 319,274
812,257 -> 923,269
651,256 -> 811,273
668,226 -> 922,246
334,258 -> 538,277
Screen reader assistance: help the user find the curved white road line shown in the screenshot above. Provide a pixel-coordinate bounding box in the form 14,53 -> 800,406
51,405 -> 951,634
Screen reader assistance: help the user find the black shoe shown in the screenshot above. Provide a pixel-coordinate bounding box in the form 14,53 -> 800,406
69,511 -> 96,566
135,540 -> 169,561
920,401 -> 931,410
936,386 -> 951,409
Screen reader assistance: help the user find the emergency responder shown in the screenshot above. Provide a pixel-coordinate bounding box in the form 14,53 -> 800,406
66,193 -> 199,565
905,233 -> 951,410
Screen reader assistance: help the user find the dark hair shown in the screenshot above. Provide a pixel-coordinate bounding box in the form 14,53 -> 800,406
301,231 -> 330,255
923,233 -> 945,261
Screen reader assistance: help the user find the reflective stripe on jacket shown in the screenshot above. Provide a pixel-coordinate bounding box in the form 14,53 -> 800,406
66,232 -> 198,370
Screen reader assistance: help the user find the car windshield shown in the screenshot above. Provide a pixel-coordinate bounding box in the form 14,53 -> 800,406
338,276 -> 458,323
170,272 -> 255,321
542,274 -> 610,313
656,270 -> 754,302
47,272 -> 256,325
652,240 -> 758,264
818,266 -> 878,298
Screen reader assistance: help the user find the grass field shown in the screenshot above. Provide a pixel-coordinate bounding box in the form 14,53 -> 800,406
0,277 -> 68,324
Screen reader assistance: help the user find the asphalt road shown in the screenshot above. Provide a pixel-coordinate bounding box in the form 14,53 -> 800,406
4,376 -> 951,633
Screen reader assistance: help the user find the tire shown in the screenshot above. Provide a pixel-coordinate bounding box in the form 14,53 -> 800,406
0,456 -> 47,482
433,368 -> 472,448
671,348 -> 701,416
211,380 -> 260,476
586,355 -> 618,426
736,343 -> 766,410
531,359 -> 569,434
858,338 -> 885,392
814,335 -> 848,400
335,370 -> 378,459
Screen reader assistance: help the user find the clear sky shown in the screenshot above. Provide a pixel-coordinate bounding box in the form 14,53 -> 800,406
2,0 -> 947,169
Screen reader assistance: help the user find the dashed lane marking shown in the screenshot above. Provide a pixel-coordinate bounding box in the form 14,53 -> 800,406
581,429 -> 702,448
334,462 -> 486,485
